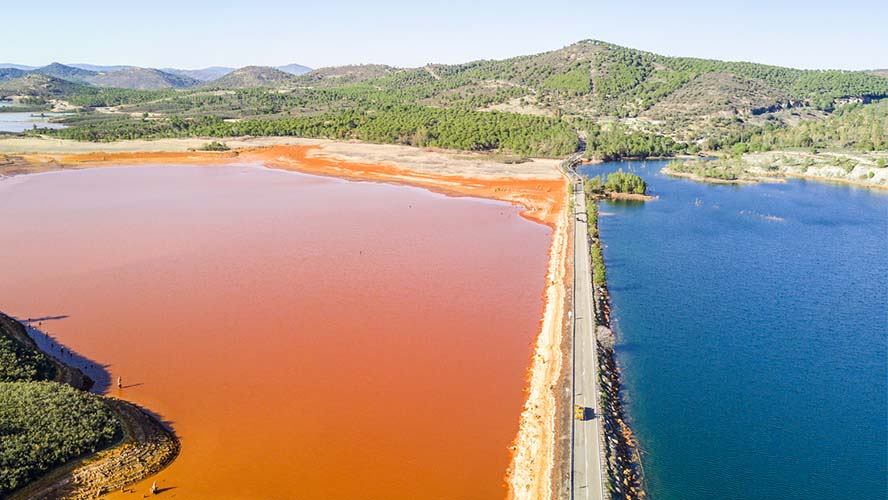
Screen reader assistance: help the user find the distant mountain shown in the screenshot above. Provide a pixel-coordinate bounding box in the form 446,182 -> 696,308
88,67 -> 200,90
70,63 -> 134,73
869,69 -> 888,78
0,68 -> 27,82
0,74 -> 86,98
32,63 -> 97,82
0,63 -> 36,71
0,62 -> 311,87
162,66 -> 235,82
277,63 -> 312,75
206,66 -> 293,88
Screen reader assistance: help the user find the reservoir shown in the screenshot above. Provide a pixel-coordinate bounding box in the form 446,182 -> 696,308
0,164 -> 551,499
0,107 -> 67,133
578,160 -> 887,500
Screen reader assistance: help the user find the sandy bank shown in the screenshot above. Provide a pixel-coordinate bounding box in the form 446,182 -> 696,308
660,167 -> 781,185
0,137 -> 564,226
506,174 -> 570,500
602,192 -> 657,201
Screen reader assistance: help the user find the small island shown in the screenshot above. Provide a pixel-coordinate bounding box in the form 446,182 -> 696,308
583,169 -> 655,200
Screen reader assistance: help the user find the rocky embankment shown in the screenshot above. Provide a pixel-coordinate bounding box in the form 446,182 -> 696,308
1,313 -> 179,500
9,399 -> 180,500
587,214 -> 647,500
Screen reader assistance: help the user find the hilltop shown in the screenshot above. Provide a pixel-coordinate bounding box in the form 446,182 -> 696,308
0,68 -> 27,82
89,67 -> 199,90
162,66 -> 234,81
277,63 -> 312,75
206,66 -> 294,87
0,74 -> 87,98
32,63 -> 97,82
293,64 -> 397,86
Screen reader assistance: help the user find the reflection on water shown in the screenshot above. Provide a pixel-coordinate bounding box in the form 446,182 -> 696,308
0,165 -> 551,500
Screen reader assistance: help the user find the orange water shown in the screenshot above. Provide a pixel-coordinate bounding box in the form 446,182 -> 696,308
0,165 -> 551,499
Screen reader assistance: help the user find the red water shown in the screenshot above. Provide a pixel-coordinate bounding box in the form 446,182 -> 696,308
0,165 -> 551,499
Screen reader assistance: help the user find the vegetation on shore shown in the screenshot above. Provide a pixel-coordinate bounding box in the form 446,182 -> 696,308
196,140 -> 230,151
43,106 -> 580,157
0,324 -> 56,382
582,185 -> 607,287
0,381 -> 121,493
707,100 -> 888,153
665,149 -> 888,187
665,157 -> 748,182
581,123 -> 685,160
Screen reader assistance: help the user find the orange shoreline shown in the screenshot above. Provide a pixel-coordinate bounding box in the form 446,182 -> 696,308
16,144 -> 566,228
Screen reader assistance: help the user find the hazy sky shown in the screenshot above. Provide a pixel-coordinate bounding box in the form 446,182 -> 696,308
3,0 -> 886,70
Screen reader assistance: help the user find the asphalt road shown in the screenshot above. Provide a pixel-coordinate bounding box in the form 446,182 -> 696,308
566,156 -> 607,500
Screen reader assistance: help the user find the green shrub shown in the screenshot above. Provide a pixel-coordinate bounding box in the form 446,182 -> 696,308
0,382 -> 120,493
591,242 -> 607,287
198,141 -> 230,151
0,322 -> 55,382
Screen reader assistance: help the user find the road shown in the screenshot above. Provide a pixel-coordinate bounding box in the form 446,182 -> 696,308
564,152 -> 607,500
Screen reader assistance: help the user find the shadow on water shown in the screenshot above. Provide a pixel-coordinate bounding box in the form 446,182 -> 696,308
614,342 -> 645,355
28,314 -> 70,322
607,282 -> 645,293
17,315 -> 113,394
18,314 -> 180,435
604,199 -> 647,208
137,404 -> 178,434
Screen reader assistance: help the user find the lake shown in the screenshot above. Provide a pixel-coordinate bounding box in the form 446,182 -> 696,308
0,164 -> 551,499
577,160 -> 887,500
0,109 -> 67,132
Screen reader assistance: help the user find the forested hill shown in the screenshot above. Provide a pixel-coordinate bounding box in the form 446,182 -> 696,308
3,40 -> 886,158
283,40 -> 886,119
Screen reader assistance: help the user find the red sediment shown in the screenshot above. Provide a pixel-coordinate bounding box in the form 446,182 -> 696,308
35,144 -> 566,228
1,147 -> 568,500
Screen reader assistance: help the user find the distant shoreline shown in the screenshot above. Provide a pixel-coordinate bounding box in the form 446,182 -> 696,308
663,150 -> 888,190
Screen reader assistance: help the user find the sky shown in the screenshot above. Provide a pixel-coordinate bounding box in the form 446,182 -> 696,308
2,0 -> 886,70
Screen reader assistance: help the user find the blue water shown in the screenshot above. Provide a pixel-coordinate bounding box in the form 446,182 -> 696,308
0,105 -> 67,132
577,160 -> 887,500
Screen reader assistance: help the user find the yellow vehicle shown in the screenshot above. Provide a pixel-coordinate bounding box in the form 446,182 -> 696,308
574,405 -> 586,420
